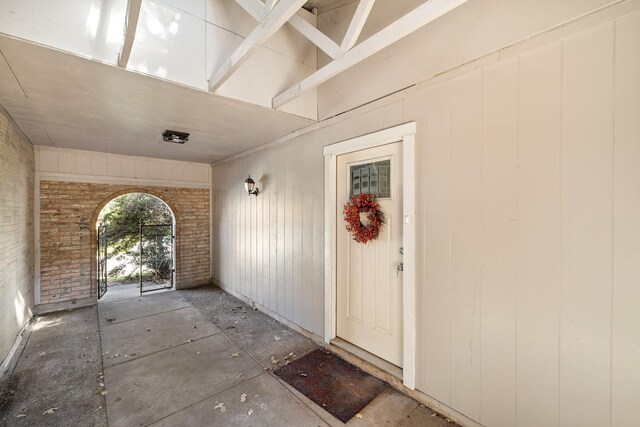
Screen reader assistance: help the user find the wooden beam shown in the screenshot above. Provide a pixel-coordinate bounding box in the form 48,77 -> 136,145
288,14 -> 339,59
265,0 -> 278,10
209,0 -> 308,92
340,0 -> 375,52
234,0 -> 264,20
273,0 -> 469,108
118,0 -> 142,68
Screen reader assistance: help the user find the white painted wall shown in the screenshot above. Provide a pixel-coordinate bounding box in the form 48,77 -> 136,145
316,0 -> 621,119
211,3 -> 640,426
0,0 -> 317,119
35,146 -> 212,188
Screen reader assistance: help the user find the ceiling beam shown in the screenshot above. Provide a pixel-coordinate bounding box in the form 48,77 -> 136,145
209,0 -> 308,92
340,0 -> 375,52
234,0 -> 264,20
265,0 -> 278,10
273,0 -> 469,109
118,0 -> 142,68
288,14 -> 339,59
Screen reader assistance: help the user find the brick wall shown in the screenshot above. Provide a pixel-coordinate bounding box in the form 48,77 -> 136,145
39,183 -> 210,307
0,109 -> 34,367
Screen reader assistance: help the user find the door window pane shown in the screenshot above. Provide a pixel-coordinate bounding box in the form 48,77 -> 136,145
350,160 -> 391,198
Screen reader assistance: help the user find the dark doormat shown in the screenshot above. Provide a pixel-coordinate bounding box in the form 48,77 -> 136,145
274,349 -> 387,423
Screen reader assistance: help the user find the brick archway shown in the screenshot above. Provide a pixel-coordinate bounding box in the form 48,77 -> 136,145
38,181 -> 211,310
91,189 -> 179,299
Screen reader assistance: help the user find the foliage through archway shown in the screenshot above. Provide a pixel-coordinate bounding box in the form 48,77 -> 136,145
98,193 -> 173,283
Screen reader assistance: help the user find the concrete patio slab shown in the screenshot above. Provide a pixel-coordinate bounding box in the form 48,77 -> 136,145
347,388 -> 420,426
397,403 -> 458,426
103,334 -> 264,427
177,286 -> 319,368
151,373 -> 329,427
100,306 -> 222,367
0,306 -> 106,427
98,292 -> 190,326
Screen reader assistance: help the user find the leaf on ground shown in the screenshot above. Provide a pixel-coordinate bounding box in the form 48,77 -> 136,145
14,414 -> 26,419
355,413 -> 363,419
247,408 -> 254,416
214,403 -> 226,413
240,393 -> 247,403
231,352 -> 240,358
42,407 -> 58,415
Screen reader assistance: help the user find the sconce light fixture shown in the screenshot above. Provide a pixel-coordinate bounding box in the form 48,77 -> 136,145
244,175 -> 259,196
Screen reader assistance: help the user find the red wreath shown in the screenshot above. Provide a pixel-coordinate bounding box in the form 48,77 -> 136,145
343,193 -> 384,244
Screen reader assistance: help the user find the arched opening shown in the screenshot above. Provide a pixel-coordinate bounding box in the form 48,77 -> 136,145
95,192 -> 176,301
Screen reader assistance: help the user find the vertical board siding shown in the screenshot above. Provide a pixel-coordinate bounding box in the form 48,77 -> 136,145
449,70 -> 483,420
480,58 -> 519,427
212,140 -> 326,336
612,12 -> 640,427
516,42 -> 562,427
210,10 -> 640,427
560,23 -> 614,427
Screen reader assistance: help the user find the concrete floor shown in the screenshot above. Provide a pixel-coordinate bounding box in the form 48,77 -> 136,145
0,285 -> 459,426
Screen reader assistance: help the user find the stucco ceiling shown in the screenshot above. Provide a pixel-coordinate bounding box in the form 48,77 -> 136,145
0,34 -> 315,163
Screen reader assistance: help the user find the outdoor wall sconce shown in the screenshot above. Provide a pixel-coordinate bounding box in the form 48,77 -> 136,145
244,175 -> 260,196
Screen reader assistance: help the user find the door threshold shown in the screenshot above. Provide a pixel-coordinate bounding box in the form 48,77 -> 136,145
329,337 -> 403,381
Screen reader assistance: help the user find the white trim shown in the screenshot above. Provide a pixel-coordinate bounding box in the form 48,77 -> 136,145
37,172 -> 212,189
324,122 -> 417,389
0,320 -> 31,379
323,122 -> 416,155
401,133 -> 416,389
34,174 -> 41,305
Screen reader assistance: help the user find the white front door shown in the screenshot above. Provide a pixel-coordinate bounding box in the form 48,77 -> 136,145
336,141 -> 403,367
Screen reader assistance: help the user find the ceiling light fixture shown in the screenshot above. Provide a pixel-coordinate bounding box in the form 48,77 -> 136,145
162,130 -> 189,144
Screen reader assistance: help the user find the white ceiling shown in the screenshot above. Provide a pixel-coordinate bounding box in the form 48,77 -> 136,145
0,34 -> 315,163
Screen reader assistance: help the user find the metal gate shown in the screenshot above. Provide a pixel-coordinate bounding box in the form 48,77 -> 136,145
97,224 -> 108,299
139,223 -> 174,294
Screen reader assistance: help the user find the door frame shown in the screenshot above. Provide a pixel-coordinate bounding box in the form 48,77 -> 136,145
323,122 -> 417,390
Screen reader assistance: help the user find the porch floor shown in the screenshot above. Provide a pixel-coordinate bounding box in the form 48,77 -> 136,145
0,285 -> 458,426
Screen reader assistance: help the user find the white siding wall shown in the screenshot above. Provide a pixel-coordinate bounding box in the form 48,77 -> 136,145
316,0 -> 620,119
35,146 -> 211,188
211,4 -> 640,427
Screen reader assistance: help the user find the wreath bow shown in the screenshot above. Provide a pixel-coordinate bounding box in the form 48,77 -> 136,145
343,193 -> 384,244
